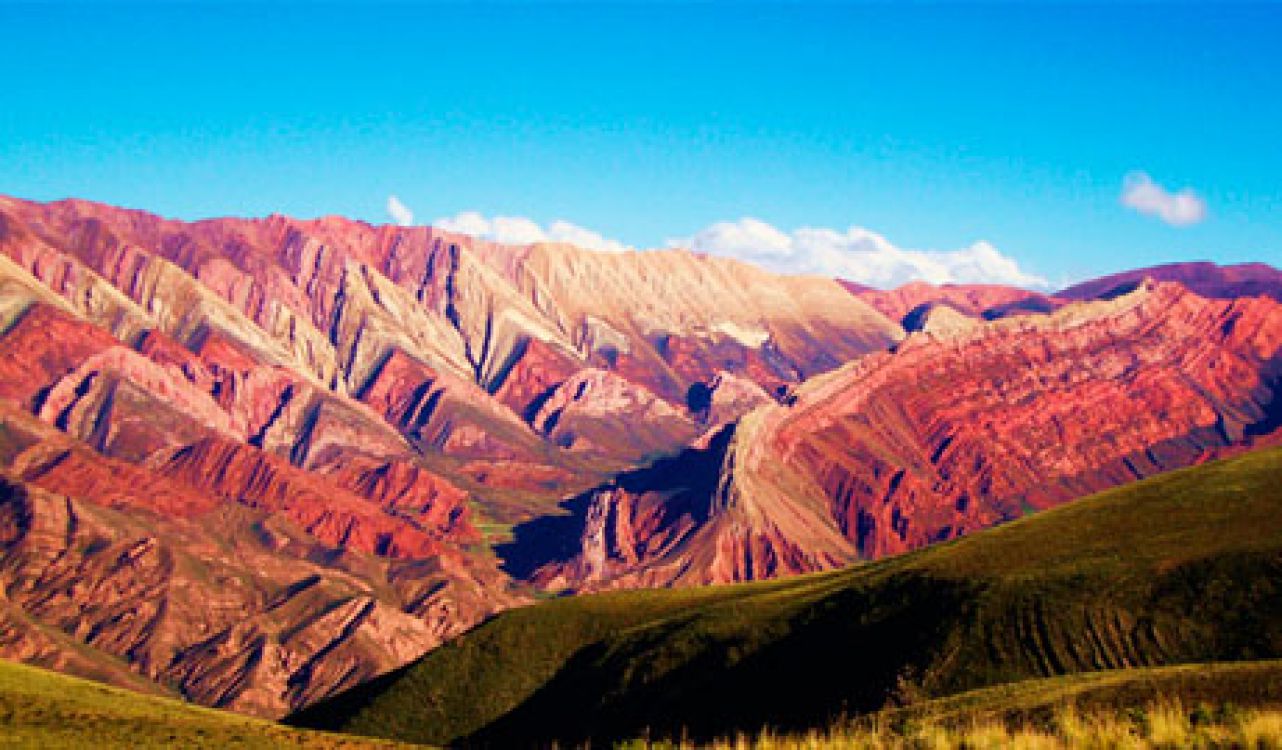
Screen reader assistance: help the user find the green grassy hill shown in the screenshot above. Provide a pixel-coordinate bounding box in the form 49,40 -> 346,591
289,446 -> 1282,747
0,658 -> 416,749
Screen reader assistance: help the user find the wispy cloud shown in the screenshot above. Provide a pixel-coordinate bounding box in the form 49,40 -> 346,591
433,211 -> 632,253
670,218 -> 1048,289
1120,171 -> 1207,227
386,195 -> 414,227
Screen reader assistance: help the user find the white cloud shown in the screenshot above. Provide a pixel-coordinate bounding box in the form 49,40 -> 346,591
386,195 -> 414,227
1120,171 -> 1207,227
430,210 -> 1045,289
671,218 -> 1048,289
682,218 -> 794,259
433,211 -> 632,253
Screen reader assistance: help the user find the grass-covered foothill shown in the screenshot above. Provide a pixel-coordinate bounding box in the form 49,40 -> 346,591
0,658 -> 417,749
289,446 -> 1282,747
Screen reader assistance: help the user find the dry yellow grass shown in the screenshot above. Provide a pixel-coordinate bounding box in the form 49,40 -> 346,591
621,699 -> 1282,749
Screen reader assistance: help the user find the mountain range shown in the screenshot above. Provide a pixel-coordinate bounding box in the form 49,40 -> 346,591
0,194 -> 1279,719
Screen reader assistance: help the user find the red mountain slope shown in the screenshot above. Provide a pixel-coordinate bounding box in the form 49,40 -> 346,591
531,281 -> 1282,589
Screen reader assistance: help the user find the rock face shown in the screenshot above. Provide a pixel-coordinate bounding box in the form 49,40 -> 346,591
533,281 -> 1282,589
0,194 -> 902,715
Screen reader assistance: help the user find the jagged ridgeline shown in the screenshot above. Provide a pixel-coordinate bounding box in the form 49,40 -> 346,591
290,446 -> 1282,746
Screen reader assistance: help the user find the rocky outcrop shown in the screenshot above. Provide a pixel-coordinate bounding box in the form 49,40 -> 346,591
157,436 -> 448,558
900,302 -> 980,336
528,369 -> 699,457
693,370 -> 775,427
355,346 -> 546,462
0,303 -> 120,408
490,337 -> 583,418
321,456 -> 474,540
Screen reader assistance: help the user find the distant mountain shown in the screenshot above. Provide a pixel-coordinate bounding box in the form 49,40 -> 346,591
1058,261 -> 1282,302
841,279 -> 1062,324
843,261 -> 1282,330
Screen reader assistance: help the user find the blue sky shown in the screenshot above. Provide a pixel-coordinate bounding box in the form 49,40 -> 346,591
1,2 -> 1279,288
